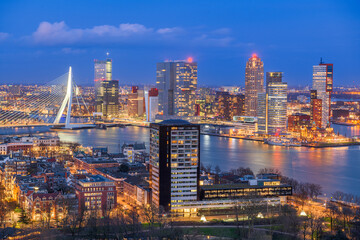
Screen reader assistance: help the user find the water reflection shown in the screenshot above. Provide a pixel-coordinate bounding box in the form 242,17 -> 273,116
1,125 -> 359,196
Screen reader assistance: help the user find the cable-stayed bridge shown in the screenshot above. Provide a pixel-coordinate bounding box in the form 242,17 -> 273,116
0,67 -> 94,129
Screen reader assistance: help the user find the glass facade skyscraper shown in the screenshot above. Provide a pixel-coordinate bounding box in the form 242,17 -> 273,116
96,80 -> 119,117
156,59 -> 197,119
245,54 -> 264,117
312,62 -> 333,128
258,72 -> 287,135
95,58 -> 112,114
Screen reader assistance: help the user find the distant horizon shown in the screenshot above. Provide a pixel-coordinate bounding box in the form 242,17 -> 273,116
2,82 -> 359,90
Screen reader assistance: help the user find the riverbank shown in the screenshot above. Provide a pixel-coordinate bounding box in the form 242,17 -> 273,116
201,132 -> 360,148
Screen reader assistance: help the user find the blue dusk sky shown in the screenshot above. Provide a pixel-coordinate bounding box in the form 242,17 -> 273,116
0,0 -> 359,87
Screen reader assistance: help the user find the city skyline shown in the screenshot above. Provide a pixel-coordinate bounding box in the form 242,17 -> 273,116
0,0 -> 359,86
1,1 -> 360,239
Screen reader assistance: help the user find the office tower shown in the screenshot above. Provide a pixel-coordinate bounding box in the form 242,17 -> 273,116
245,54 -> 264,117
312,60 -> 333,128
128,86 -> 145,117
156,59 -> 197,119
145,88 -> 159,122
95,58 -> 112,112
96,80 -> 119,117
310,90 -> 322,128
149,120 -> 200,212
216,92 -> 245,121
258,72 -> 287,135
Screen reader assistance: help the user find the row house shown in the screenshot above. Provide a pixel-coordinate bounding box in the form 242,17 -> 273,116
123,175 -> 151,206
25,191 -> 64,221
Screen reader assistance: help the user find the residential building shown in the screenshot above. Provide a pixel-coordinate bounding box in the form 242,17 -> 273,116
310,90 -> 323,128
312,60 -> 333,128
149,120 -> 200,212
73,156 -> 120,174
121,142 -> 147,162
128,86 -> 145,117
156,59 -> 197,119
216,92 -> 245,121
245,54 -> 264,117
25,191 -> 64,221
75,174 -> 117,215
288,113 -> 311,132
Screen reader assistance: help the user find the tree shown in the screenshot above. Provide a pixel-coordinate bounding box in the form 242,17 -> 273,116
301,216 -> 310,240
205,164 -> 213,173
308,183 -> 322,199
59,197 -> 85,239
214,165 -> 221,175
0,186 -> 9,227
279,205 -> 301,235
340,206 -> 353,235
326,202 -> 338,233
257,168 -> 282,176
18,209 -> 31,225
230,167 -> 254,177
141,204 -> 168,238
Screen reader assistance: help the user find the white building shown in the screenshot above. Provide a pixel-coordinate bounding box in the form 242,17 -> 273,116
145,88 -> 159,122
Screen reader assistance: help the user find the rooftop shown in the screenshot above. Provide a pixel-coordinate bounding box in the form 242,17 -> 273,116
156,119 -> 193,126
201,182 -> 289,190
79,174 -> 113,183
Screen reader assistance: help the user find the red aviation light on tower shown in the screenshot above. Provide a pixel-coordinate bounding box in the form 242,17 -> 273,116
187,57 -> 193,63
252,53 -> 258,58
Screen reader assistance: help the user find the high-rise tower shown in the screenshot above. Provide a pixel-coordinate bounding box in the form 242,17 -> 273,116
95,57 -> 112,114
156,59 -> 197,119
312,60 -> 333,128
245,54 -> 264,117
149,120 -> 200,212
258,72 -> 287,135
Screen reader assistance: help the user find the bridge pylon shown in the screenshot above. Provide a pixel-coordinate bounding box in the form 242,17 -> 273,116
53,66 -> 73,128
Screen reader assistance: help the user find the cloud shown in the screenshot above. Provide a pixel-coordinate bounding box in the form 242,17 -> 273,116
212,28 -> 231,35
157,27 -> 182,34
0,32 -> 10,41
26,21 -> 240,48
61,48 -> 87,54
31,21 -> 154,45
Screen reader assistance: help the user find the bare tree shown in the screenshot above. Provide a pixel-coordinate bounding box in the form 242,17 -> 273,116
214,165 -> 221,175
141,204 -> 168,238
205,164 -> 213,173
59,197 -> 85,239
340,206 -> 353,235
301,216 -> 310,240
257,168 -> 282,176
279,205 -> 301,235
230,167 -> 254,177
308,183 -> 322,199
326,201 -> 338,233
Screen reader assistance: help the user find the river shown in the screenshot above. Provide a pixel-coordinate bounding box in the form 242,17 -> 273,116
1,124 -> 360,196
